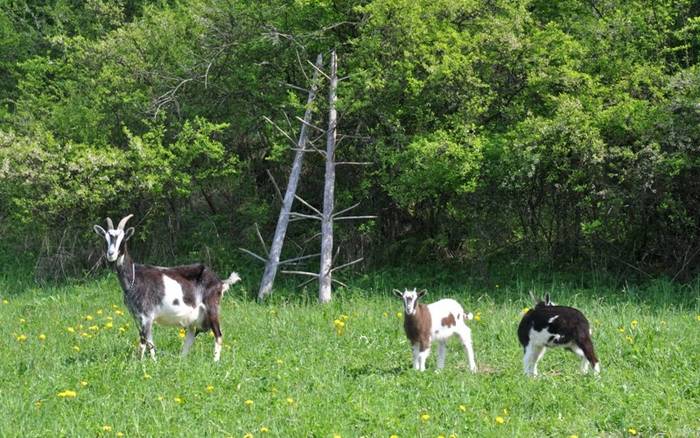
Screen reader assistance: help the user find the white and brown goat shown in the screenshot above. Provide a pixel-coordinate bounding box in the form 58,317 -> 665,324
94,214 -> 240,361
517,293 -> 600,376
393,288 -> 477,372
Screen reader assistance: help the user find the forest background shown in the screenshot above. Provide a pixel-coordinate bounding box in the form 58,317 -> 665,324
1,0 -> 699,286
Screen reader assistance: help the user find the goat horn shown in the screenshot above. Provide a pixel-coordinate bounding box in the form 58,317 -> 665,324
106,217 -> 114,230
117,214 -> 134,230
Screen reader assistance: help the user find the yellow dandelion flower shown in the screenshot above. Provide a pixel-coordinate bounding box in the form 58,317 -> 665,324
628,428 -> 637,435
80,381 -> 88,387
333,435 -> 341,438
390,435 -> 399,438
243,433 -> 254,438
96,309 -> 103,315
474,312 -> 481,322
286,397 -> 294,404
569,435 -> 578,438
206,385 -> 214,393
143,373 -> 152,380
618,327 -> 625,333
34,400 -> 42,408
626,335 -> 634,344
244,399 -> 254,406
2,299 -> 8,304
340,314 -> 349,321
495,416 -> 505,424
174,397 -> 184,404
102,425 -> 112,432
119,327 -> 127,333
260,427 -> 269,433
630,320 -> 638,328
696,315 -> 700,321
503,408 -> 508,415
19,318 -> 26,324
38,334 -> 47,341
16,334 -> 27,342
396,312 -> 403,318
459,405 -> 467,412
89,325 -> 99,331
117,433 -> 124,437
104,322 -> 113,329
157,395 -> 164,401
72,345 -> 80,352
115,310 -> 124,316
112,304 -> 119,309
57,390 -> 77,398
178,328 -> 186,338
85,315 -> 93,321
420,413 -> 430,422
383,312 -> 389,317
522,307 -> 530,314
67,327 -> 75,333
106,316 -> 113,321
438,435 -> 446,438
276,359 -> 284,365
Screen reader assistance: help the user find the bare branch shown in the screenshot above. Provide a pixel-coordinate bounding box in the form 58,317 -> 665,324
289,212 -> 322,221
284,83 -> 311,94
332,202 -> 360,218
280,270 -> 319,277
295,116 -> 326,133
266,169 -> 283,202
331,257 -> 363,272
255,223 -> 269,255
334,215 -> 377,221
307,59 -> 332,81
239,248 -> 267,263
332,279 -> 349,288
294,195 -> 322,216
279,253 -> 320,265
335,161 -> 373,166
263,116 -> 298,147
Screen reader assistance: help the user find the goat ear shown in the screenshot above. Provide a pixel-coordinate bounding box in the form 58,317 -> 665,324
123,227 -> 135,241
417,289 -> 427,299
392,289 -> 403,298
544,293 -> 551,305
94,225 -> 107,237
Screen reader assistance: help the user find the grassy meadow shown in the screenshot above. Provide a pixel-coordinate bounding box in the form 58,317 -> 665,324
1,269 -> 699,437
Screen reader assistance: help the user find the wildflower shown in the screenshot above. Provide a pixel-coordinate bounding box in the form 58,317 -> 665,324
503,408 -> 508,415
2,299 -> 8,304
57,390 -> 77,398
474,312 -> 481,322
628,428 -> 637,436
206,385 -> 214,393
383,312 -> 389,317
244,399 -> 254,407
396,312 -> 402,318
112,304 -> 119,309
115,310 -> 124,316
260,427 -> 269,433
420,413 -> 430,422
286,397 -> 294,404
626,336 -> 634,344
696,315 -> 700,322
67,327 -> 75,333
174,397 -> 184,404
119,327 -> 127,333
569,435 -> 578,438
243,434 -> 253,438
333,435 -> 341,438
495,416 -> 505,424
459,405 -> 467,412
19,318 -> 26,324
276,359 -> 284,365
16,334 -> 27,342
522,307 -> 530,314
334,319 -> 345,335
104,322 -> 113,329
631,320 -> 638,328
80,381 -> 88,387
618,327 -> 625,333
117,433 -> 124,437
157,396 -> 164,401
339,314 -> 349,322
143,374 -> 152,380
438,435 -> 446,438
178,328 -> 186,338
85,315 -> 93,321
73,345 -> 80,352
106,316 -> 113,321
34,400 -> 42,408
390,435 -> 399,438
89,325 -> 99,331
96,309 -> 103,315
102,425 -> 112,432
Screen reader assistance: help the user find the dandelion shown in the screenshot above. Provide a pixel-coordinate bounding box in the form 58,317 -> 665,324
383,312 -> 389,317
119,327 -> 127,333
104,322 -> 113,329
340,314 -> 349,322
569,435 -> 578,438
106,316 -> 113,321
495,416 -> 505,424
19,318 -> 26,324
174,397 -> 184,404
112,304 -> 119,309
503,408 -> 508,415
85,315 -> 94,321
626,335 -> 634,344
102,425 -> 112,432
2,299 -> 8,304
178,328 -> 186,338
474,312 -> 481,322
96,309 -> 103,315
618,327 -> 625,333
333,435 -> 341,438
243,433 -> 253,438
244,399 -> 254,407
628,428 -> 637,436
16,334 -> 27,342
34,400 -> 42,408
143,374 -> 152,380
438,435 -> 446,438
276,359 -> 284,365
459,405 -> 467,412
334,319 -> 345,335
206,385 -> 214,393
115,310 -> 124,316
286,397 -> 294,405
260,426 -> 269,433
80,381 -> 88,387
57,390 -> 77,398
630,320 -> 638,328
72,345 -> 80,352
522,307 -> 530,314
89,325 -> 99,331
396,312 -> 402,318
420,413 -> 430,422
696,315 -> 700,322
117,433 -> 124,437
390,435 -> 399,438
67,327 -> 75,333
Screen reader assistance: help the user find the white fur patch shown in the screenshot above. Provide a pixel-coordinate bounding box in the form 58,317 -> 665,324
548,315 -> 559,323
154,275 -> 203,327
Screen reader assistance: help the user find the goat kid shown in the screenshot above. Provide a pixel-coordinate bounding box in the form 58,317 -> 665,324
94,214 -> 240,362
394,288 -> 477,372
517,293 -> 600,376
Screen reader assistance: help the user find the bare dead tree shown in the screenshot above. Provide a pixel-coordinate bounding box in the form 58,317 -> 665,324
256,53 -> 324,301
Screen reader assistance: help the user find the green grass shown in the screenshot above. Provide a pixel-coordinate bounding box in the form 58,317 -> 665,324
1,271 -> 699,437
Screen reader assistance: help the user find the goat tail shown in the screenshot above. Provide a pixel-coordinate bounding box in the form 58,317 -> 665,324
464,312 -> 474,321
221,271 -> 242,293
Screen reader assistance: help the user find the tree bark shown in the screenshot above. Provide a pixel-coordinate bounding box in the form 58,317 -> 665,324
258,53 -> 323,301
319,50 -> 338,303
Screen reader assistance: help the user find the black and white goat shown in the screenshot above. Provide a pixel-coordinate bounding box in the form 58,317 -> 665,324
94,214 -> 240,361
517,293 -> 600,376
393,288 -> 477,372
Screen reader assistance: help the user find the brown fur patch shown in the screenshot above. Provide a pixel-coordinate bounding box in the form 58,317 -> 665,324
403,304 -> 432,351
441,313 -> 456,328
